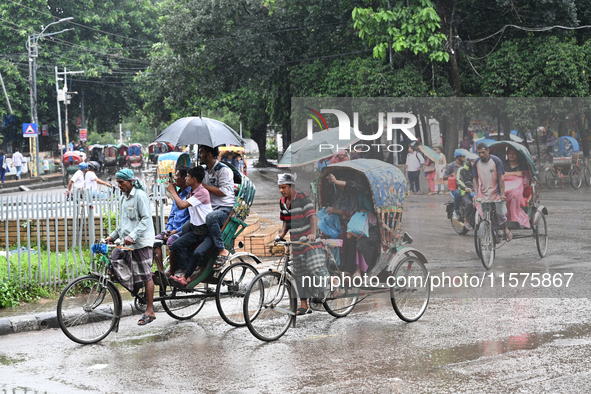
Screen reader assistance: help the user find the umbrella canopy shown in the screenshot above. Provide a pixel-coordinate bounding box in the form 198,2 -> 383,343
455,149 -> 478,161
418,145 -> 444,165
154,117 -> 244,148
277,127 -> 359,168
488,140 -> 536,173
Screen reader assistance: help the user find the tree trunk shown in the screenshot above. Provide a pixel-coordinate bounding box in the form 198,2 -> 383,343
502,115 -> 511,141
579,113 -> 590,157
421,115 -> 432,147
251,125 -> 271,167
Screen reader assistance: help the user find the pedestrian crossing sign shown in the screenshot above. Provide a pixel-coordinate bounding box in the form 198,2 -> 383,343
23,123 -> 38,137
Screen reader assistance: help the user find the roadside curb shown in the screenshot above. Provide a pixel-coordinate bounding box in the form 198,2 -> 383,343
0,180 -> 63,195
0,300 -> 143,336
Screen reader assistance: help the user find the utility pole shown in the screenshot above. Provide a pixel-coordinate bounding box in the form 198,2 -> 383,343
0,71 -> 13,115
56,67 -> 83,151
28,17 -> 73,177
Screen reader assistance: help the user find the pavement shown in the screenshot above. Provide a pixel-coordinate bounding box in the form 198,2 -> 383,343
0,173 -> 63,194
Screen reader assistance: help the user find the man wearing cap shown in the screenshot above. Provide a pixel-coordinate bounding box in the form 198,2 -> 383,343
105,169 -> 157,325
276,173 -> 330,316
68,162 -> 88,195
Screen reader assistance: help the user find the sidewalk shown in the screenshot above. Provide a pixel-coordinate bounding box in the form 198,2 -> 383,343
0,173 -> 64,194
0,256 -> 281,336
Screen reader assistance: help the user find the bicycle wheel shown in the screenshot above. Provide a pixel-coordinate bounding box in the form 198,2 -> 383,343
451,217 -> 468,235
243,271 -> 296,342
474,212 -> 482,259
323,287 -> 359,318
477,219 -> 495,270
215,260 -> 259,327
390,255 -> 430,322
535,213 -> 548,257
584,165 -> 591,187
57,275 -> 121,344
570,166 -> 582,189
545,167 -> 558,189
161,285 -> 206,320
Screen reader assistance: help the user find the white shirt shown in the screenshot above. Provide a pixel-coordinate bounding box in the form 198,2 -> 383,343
84,171 -> 98,190
186,184 -> 213,226
71,170 -> 85,189
203,161 -> 235,209
12,152 -> 24,166
79,152 -> 87,161
406,152 -> 424,171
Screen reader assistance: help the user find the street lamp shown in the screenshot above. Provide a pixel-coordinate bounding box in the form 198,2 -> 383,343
27,17 -> 74,177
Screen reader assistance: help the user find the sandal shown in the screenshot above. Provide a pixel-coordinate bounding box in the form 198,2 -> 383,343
138,314 -> 156,326
169,275 -> 190,288
505,230 -> 513,242
296,307 -> 311,316
213,254 -> 229,270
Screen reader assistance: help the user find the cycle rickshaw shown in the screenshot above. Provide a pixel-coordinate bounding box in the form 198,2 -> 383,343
474,141 -> 548,270
103,144 -> 118,172
127,143 -> 144,169
148,142 -> 173,164
242,159 -> 431,341
545,136 -> 588,189
61,151 -> 83,187
116,143 -> 128,169
56,164 -> 258,344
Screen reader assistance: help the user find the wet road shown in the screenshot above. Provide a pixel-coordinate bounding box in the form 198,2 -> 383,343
1,168 -> 591,393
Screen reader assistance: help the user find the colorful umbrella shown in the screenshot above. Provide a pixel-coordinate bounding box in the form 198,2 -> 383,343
418,145 -> 444,165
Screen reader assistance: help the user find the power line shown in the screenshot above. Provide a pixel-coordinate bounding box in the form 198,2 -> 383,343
463,24 -> 591,44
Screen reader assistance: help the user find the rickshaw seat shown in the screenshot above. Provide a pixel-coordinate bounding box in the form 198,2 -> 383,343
220,176 -> 256,251
522,185 -> 532,207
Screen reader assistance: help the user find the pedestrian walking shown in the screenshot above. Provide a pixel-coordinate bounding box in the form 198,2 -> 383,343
0,150 -> 7,183
434,146 -> 447,194
11,149 -> 24,180
406,145 -> 424,194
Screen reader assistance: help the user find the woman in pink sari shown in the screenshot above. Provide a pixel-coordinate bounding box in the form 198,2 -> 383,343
503,148 -> 530,228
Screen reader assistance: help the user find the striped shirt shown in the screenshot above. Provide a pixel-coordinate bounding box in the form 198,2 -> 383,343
279,189 -> 321,254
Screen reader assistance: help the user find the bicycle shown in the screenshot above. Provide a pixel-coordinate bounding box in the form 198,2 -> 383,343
243,237 -> 430,342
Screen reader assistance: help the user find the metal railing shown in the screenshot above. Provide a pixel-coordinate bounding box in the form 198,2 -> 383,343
0,184 -> 168,287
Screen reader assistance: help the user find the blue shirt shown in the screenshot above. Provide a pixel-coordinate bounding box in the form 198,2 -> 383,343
166,186 -> 192,232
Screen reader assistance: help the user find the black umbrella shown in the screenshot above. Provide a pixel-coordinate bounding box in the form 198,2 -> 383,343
154,117 -> 244,148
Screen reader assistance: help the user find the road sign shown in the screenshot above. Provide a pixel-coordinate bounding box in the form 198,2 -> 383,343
42,124 -> 48,136
80,128 -> 87,141
126,130 -> 131,138
23,123 -> 38,137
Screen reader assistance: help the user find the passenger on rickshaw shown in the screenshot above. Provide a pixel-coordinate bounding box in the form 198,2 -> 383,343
502,147 -> 530,228
329,149 -> 349,164
322,174 -> 380,278
68,163 -> 88,194
153,166 -> 192,276
167,166 -> 213,287
276,173 -> 329,316
456,158 -> 475,230
472,143 -> 512,241
105,169 -> 156,326
444,150 -> 466,219
199,146 -> 236,268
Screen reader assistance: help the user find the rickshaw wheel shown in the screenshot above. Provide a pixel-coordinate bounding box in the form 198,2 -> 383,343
477,220 -> 495,270
215,260 -> 259,327
535,213 -> 548,257
545,167 -> 558,189
584,165 -> 591,187
160,284 -> 206,320
390,256 -> 430,322
243,271 -> 296,342
324,287 -> 359,318
569,166 -> 582,189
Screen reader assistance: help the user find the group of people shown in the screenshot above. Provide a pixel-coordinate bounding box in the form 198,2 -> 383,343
67,162 -> 111,196
405,145 -> 447,195
220,152 -> 245,173
105,145 -> 236,326
0,148 -> 24,182
447,143 -> 531,239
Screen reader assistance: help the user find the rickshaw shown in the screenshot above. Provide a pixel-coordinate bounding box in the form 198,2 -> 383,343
156,152 -> 191,186
56,167 -> 258,344
242,159 -> 431,341
474,141 -> 548,270
88,145 -> 104,172
545,136 -> 587,189
62,151 -> 83,187
148,142 -> 169,164
116,143 -> 128,168
219,145 -> 247,175
102,144 -> 118,173
127,143 -> 144,169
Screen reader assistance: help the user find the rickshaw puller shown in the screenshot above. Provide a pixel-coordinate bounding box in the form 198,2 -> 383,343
276,173 -> 330,316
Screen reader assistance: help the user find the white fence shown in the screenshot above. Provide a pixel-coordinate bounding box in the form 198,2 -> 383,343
0,185 -> 168,287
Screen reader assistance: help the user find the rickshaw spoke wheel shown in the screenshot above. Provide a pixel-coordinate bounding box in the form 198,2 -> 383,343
570,166 -> 582,189
57,275 -> 121,344
545,167 -> 558,189
323,286 -> 359,318
161,286 -> 206,320
535,213 -> 548,257
477,220 -> 495,270
584,165 -> 591,187
215,260 -> 259,327
390,256 -> 430,322
243,271 -> 296,342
